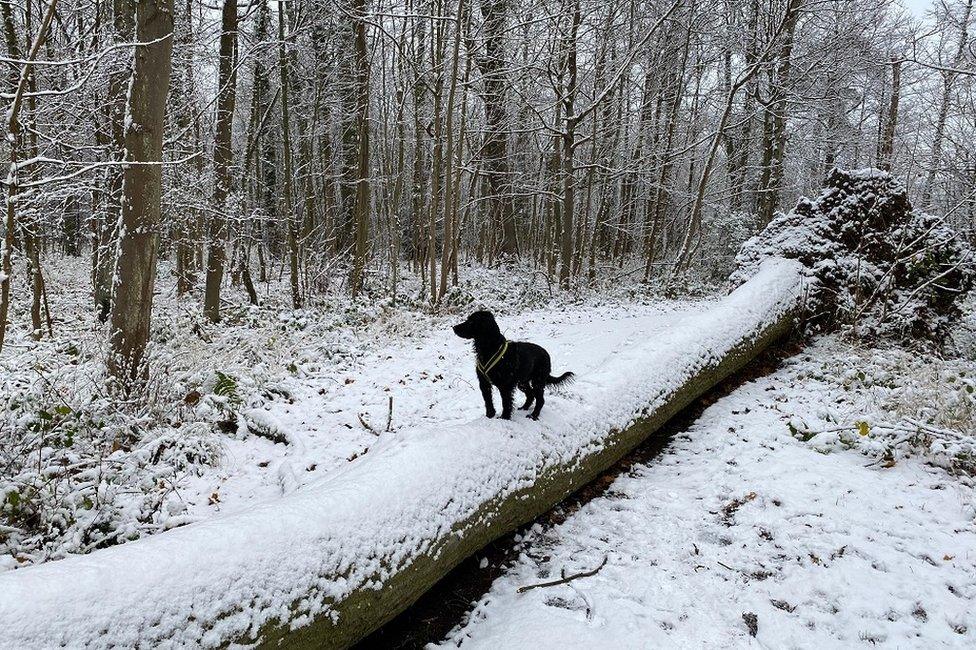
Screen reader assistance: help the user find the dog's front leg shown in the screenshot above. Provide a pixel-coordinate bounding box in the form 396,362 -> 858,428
499,385 -> 515,420
478,373 -> 496,418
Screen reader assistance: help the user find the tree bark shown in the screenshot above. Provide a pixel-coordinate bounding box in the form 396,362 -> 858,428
203,0 -> 238,322
466,0 -> 517,257
558,0 -> 580,290
277,0 -> 301,309
755,0 -> 800,227
349,0 -> 370,297
94,0 -> 135,321
107,0 -> 174,382
437,0 -> 463,302
877,59 -> 900,171
427,3 -> 446,303
0,0 -> 58,355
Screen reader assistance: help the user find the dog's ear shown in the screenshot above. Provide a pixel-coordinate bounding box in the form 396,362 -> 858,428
477,311 -> 501,336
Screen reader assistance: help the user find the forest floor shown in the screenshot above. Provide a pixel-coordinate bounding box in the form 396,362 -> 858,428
437,337 -> 976,649
2,258 -> 975,648
0,256 -> 704,568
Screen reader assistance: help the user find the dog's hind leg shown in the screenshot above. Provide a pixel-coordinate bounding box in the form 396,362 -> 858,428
528,379 -> 545,420
518,383 -> 534,410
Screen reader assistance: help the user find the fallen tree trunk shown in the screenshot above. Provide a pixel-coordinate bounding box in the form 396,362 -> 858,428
0,258 -> 809,650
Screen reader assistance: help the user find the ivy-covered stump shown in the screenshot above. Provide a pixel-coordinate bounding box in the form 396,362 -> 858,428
733,168 -> 974,342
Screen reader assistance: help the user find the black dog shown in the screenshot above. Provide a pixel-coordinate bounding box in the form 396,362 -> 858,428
453,310 -> 573,420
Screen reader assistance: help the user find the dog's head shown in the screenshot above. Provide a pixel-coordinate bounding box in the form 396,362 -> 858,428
453,310 -> 500,340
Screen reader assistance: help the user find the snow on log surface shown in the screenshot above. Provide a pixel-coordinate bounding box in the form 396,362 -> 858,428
0,258 -> 808,650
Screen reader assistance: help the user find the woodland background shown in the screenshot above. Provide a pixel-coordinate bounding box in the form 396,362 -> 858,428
0,0 -> 974,380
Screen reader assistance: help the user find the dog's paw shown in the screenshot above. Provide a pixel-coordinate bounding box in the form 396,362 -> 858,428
485,410 -> 496,418
526,413 -> 539,421
500,413 -> 512,420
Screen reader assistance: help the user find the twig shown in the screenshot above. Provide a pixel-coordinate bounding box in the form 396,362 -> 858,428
358,412 -> 378,436
386,396 -> 393,432
516,556 -> 608,594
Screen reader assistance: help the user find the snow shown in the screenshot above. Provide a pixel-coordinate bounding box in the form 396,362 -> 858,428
438,338 -> 976,649
4,255 -> 709,569
0,258 -> 806,648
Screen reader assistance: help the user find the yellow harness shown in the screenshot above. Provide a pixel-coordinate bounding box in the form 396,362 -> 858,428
477,340 -> 509,377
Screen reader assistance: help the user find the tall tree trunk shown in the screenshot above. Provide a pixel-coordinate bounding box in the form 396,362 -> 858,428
171,0 -> 197,297
558,0 -> 580,290
877,59 -> 900,171
427,3 -> 446,303
755,0 -> 800,227
18,2 -> 47,339
349,0 -> 370,296
0,0 -> 58,354
204,0 -> 238,322
728,0 -> 758,213
107,0 -> 174,382
203,0 -> 237,323
643,9 -> 693,280
410,1 -> 427,269
466,0 -> 517,257
94,0 -> 135,321
438,0 -> 463,301
922,0 -> 972,209
277,0 -> 301,308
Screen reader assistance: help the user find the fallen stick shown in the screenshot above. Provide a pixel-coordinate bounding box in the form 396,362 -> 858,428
517,556 -> 608,593
358,412 -> 378,435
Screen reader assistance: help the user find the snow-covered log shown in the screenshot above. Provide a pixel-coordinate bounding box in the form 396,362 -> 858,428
0,259 -> 808,650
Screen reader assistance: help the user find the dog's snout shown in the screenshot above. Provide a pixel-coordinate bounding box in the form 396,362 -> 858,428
453,321 -> 472,338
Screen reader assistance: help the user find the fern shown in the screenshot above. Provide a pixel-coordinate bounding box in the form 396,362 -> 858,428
213,371 -> 239,403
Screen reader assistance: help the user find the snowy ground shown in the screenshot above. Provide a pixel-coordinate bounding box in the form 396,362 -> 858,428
439,338 -> 976,648
178,298 -> 706,523
1,256 -> 707,569
3,257 -> 975,649
0,260 -> 805,648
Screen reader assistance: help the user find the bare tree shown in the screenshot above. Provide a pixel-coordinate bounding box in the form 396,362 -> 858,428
108,0 -> 174,382
0,0 -> 58,354
204,0 -> 238,322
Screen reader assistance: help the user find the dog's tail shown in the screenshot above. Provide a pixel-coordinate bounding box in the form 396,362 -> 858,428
547,371 -> 575,386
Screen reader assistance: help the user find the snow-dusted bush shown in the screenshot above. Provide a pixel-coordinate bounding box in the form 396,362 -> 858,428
0,359 -> 222,569
733,168 -> 974,342
785,338 -> 976,476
